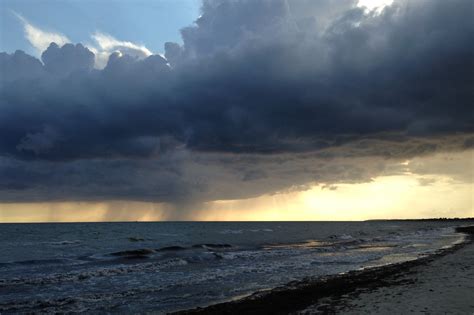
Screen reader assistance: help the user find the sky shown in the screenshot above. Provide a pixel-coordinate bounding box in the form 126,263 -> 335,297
0,0 -> 472,222
0,0 -> 200,54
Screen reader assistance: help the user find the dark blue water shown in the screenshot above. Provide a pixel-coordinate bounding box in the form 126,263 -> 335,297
0,221 -> 466,313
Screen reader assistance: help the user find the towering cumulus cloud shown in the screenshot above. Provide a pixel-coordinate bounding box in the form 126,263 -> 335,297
0,0 -> 472,205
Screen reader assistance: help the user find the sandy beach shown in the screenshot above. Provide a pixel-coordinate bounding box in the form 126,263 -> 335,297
301,227 -> 474,314
177,226 -> 474,314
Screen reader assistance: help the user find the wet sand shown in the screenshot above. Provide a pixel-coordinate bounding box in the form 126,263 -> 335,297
301,226 -> 474,314
175,226 -> 474,315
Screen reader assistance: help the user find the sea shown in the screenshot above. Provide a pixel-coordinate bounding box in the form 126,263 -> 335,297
0,221 -> 468,313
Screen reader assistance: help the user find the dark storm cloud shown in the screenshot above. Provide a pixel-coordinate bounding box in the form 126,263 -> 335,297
0,135 -> 471,203
0,50 -> 44,81
169,0 -> 473,153
42,43 -> 94,76
0,0 -> 473,203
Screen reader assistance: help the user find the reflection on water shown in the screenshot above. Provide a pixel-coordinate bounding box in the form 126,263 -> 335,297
0,221 -> 465,313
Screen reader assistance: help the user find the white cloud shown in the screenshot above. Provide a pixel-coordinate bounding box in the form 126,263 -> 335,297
13,11 -> 154,69
357,0 -> 393,12
89,32 -> 153,68
91,32 -> 152,58
13,12 -> 70,54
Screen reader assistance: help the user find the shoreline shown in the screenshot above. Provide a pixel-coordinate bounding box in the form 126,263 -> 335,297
174,225 -> 474,314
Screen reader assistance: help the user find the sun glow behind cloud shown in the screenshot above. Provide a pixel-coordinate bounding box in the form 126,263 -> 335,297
199,174 -> 472,221
1,173 -> 472,223
357,0 -> 394,12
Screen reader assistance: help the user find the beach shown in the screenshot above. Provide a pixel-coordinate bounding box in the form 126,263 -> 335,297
303,226 -> 474,314
1,222 -> 472,313
178,226 -> 474,314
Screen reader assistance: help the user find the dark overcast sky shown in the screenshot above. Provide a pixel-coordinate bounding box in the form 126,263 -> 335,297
0,0 -> 472,212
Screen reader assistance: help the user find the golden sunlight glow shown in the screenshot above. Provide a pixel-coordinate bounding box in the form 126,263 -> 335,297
1,151 -> 472,222
199,174 -> 472,221
0,174 -> 472,222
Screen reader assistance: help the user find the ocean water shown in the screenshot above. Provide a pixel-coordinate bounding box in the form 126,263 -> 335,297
0,221 -> 467,313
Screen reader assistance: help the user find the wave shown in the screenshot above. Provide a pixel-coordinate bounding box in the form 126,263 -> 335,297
157,244 -> 233,252
128,237 -> 145,242
192,243 -> 232,249
264,240 -> 333,250
0,285 -> 166,314
0,257 -> 188,287
0,258 -> 72,268
219,228 -> 273,234
219,229 -> 243,234
110,248 -> 155,258
47,240 -> 82,246
157,245 -> 187,251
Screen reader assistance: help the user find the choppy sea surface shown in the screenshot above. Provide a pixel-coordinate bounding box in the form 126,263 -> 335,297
0,221 -> 467,313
